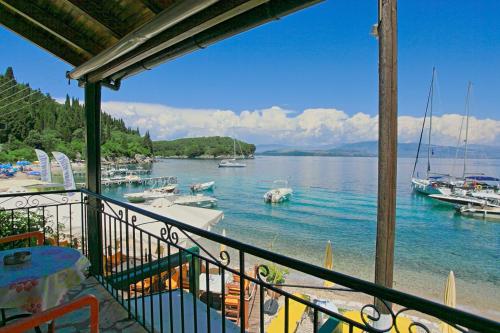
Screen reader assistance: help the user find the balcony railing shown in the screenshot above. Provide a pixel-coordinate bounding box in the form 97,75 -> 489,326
0,189 -> 498,333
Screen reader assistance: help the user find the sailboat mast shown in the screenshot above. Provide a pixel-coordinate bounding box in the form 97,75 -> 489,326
426,67 -> 435,178
233,137 -> 236,159
463,82 -> 472,179
412,67 -> 435,178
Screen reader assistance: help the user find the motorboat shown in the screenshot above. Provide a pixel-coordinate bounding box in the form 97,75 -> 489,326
264,180 -> 293,203
190,181 -> 215,192
124,185 -> 178,203
457,205 -> 500,220
171,194 -> 218,208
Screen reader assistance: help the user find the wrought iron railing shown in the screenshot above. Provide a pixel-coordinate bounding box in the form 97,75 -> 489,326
0,189 -> 498,333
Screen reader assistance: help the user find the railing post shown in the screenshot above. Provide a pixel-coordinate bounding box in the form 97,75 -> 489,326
85,82 -> 103,276
375,0 -> 397,315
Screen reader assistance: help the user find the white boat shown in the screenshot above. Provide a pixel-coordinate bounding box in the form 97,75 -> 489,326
264,180 -> 293,203
190,181 -> 215,192
124,185 -> 178,203
171,194 -> 218,208
458,205 -> 500,220
219,159 -> 246,168
411,177 -> 450,195
218,137 -> 246,168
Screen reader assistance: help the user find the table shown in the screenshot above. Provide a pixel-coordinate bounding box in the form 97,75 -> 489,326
0,246 -> 89,314
198,273 -> 233,294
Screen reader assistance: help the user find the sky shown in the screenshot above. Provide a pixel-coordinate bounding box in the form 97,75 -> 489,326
1,1 -> 499,146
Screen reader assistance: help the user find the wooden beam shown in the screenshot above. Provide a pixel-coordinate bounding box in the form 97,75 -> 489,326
1,0 -> 105,56
375,0 -> 397,311
0,3 -> 88,66
64,0 -> 130,38
85,82 -> 103,276
140,0 -> 178,14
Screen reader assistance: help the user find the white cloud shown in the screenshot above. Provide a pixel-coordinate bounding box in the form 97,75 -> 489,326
101,101 -> 500,146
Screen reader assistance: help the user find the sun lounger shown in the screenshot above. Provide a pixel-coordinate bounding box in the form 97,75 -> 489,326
266,293 -> 308,333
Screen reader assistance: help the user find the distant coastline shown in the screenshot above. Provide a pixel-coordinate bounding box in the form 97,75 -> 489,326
256,141 -> 500,159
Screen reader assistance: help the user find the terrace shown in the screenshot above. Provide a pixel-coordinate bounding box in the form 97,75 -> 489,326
0,0 -> 499,332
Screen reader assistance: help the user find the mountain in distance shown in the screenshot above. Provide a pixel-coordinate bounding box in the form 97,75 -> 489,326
257,141 -> 500,159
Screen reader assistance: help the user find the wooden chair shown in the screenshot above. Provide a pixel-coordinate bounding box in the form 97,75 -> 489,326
0,231 -> 44,247
224,267 -> 257,326
0,295 -> 99,333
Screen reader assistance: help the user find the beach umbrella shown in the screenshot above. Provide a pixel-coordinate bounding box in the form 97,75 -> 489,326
323,240 -> 334,287
220,229 -> 226,254
441,271 -> 457,333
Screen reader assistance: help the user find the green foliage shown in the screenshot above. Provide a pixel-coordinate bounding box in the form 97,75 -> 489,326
0,68 -> 153,162
0,210 -> 56,250
153,136 -> 256,158
259,264 -> 289,285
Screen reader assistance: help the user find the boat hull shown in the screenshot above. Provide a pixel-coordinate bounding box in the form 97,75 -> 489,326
411,178 -> 443,195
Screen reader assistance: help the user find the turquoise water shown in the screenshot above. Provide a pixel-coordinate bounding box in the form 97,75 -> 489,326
102,156 -> 500,318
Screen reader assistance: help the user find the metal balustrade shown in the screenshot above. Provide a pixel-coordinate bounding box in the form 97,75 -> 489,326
0,189 -> 498,333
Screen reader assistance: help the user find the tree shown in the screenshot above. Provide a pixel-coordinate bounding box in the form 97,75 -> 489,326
4,67 -> 14,81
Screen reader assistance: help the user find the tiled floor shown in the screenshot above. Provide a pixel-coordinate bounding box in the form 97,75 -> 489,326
57,277 -> 147,332
3,277 -> 147,333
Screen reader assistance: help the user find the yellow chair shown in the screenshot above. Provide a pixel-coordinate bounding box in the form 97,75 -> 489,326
266,293 -> 308,333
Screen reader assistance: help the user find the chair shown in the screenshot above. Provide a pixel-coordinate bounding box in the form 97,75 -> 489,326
224,267 -> 257,326
0,295 -> 99,333
0,231 -> 44,247
162,268 -> 180,291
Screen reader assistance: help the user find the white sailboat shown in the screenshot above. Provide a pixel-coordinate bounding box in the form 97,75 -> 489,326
264,180 -> 293,203
411,68 -> 448,195
218,137 -> 246,168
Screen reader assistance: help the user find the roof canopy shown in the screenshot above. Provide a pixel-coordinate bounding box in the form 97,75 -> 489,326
1,0 -> 321,88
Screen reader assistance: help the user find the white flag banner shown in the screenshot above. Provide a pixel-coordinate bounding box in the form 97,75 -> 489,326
34,149 -> 52,183
52,152 -> 76,193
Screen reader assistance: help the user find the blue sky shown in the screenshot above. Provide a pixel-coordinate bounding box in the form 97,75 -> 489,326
1,1 -> 499,145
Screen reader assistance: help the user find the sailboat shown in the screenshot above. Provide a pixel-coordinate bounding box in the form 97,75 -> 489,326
411,68 -> 450,195
218,137 -> 246,168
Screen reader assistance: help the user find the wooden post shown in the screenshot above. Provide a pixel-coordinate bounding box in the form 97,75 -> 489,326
375,0 -> 398,311
85,82 -> 103,276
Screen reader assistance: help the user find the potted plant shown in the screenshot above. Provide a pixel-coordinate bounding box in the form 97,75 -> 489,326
260,264 -> 289,299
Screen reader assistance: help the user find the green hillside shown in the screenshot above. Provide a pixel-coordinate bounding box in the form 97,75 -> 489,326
153,136 -> 255,158
0,67 -> 153,162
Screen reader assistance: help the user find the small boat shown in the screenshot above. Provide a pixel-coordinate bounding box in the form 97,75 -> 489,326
172,194 -> 218,208
190,181 -> 215,192
124,185 -> 178,203
458,205 -> 500,220
124,174 -> 141,183
218,159 -> 246,168
264,180 -> 293,203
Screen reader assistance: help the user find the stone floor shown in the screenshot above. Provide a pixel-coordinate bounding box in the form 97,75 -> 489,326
3,277 -> 147,333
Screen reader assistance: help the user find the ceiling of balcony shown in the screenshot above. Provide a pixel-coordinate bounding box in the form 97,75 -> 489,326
0,0 -> 321,85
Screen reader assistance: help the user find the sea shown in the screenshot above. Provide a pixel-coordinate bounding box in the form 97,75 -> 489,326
101,156 -> 500,319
